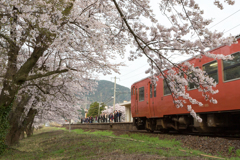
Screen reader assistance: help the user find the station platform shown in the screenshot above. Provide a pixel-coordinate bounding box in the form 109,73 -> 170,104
62,122 -> 137,131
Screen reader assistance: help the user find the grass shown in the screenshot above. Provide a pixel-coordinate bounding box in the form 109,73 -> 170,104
229,146 -> 235,154
0,127 -> 238,160
236,149 -> 240,157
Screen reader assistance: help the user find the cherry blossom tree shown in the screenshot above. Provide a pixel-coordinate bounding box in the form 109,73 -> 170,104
0,0 -> 127,151
5,66 -> 98,145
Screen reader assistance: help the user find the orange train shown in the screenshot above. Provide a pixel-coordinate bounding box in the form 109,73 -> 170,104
131,36 -> 240,133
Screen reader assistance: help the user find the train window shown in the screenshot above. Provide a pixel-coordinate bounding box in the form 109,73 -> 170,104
150,84 -> 152,98
154,85 -> 156,97
223,52 -> 240,81
139,87 -> 144,101
131,87 -> 133,95
163,79 -> 171,95
188,67 -> 199,90
203,61 -> 218,83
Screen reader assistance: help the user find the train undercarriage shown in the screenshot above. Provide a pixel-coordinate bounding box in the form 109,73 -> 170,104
133,111 -> 240,133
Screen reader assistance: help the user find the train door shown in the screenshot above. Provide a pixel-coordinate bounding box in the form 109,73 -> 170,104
152,84 -> 157,117
148,83 -> 155,117
131,86 -> 135,116
135,87 -> 138,114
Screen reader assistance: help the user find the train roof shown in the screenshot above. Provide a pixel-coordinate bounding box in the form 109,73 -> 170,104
131,34 -> 240,86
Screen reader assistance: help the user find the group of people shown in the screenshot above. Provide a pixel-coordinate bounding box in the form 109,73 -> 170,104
81,116 -> 94,123
98,110 -> 122,123
80,110 -> 122,123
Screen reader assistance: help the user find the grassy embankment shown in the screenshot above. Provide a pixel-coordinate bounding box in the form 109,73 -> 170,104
1,127 -> 237,160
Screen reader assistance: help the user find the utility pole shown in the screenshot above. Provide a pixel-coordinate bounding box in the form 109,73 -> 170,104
98,103 -> 100,116
112,76 -> 120,111
98,102 -> 102,116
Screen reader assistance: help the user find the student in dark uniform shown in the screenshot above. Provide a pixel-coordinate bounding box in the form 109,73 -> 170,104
101,114 -> 103,123
102,114 -> 105,123
118,110 -> 122,122
114,110 -> 118,122
98,115 -> 100,123
90,116 -> 93,123
80,118 -> 83,123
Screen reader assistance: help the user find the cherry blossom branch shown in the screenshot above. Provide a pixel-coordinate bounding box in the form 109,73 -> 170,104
180,0 -> 203,45
26,69 -> 68,81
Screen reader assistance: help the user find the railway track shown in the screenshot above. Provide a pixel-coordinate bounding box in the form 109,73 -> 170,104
62,122 -> 240,140
137,130 -> 240,140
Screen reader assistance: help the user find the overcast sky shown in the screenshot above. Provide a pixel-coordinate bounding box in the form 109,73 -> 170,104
99,0 -> 240,89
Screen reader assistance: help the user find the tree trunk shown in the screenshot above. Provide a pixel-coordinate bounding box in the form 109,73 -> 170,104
25,125 -> 34,137
5,94 -> 31,146
19,131 -> 24,140
23,108 -> 37,138
0,46 -> 47,152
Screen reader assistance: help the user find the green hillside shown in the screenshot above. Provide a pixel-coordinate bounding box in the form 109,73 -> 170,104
87,80 -> 130,106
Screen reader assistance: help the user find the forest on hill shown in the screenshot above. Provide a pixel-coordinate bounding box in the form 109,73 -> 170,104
87,80 -> 131,107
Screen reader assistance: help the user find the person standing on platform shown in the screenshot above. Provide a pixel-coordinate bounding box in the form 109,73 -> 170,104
113,111 -> 116,122
101,114 -> 103,123
113,111 -> 115,122
118,110 -> 122,122
80,118 -> 83,123
114,110 -> 117,122
104,114 -> 107,122
116,110 -> 119,122
111,113 -> 113,122
103,114 -> 105,122
98,115 -> 100,123
90,116 -> 93,123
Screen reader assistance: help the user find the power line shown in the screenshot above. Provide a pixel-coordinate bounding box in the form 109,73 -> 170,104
209,9 -> 240,29
224,23 -> 240,33
121,71 -> 147,82
120,64 -> 148,77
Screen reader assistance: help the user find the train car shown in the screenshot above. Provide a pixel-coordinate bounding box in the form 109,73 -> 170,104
131,36 -> 240,133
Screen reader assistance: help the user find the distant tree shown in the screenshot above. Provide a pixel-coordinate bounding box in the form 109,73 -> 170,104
87,102 -> 105,117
